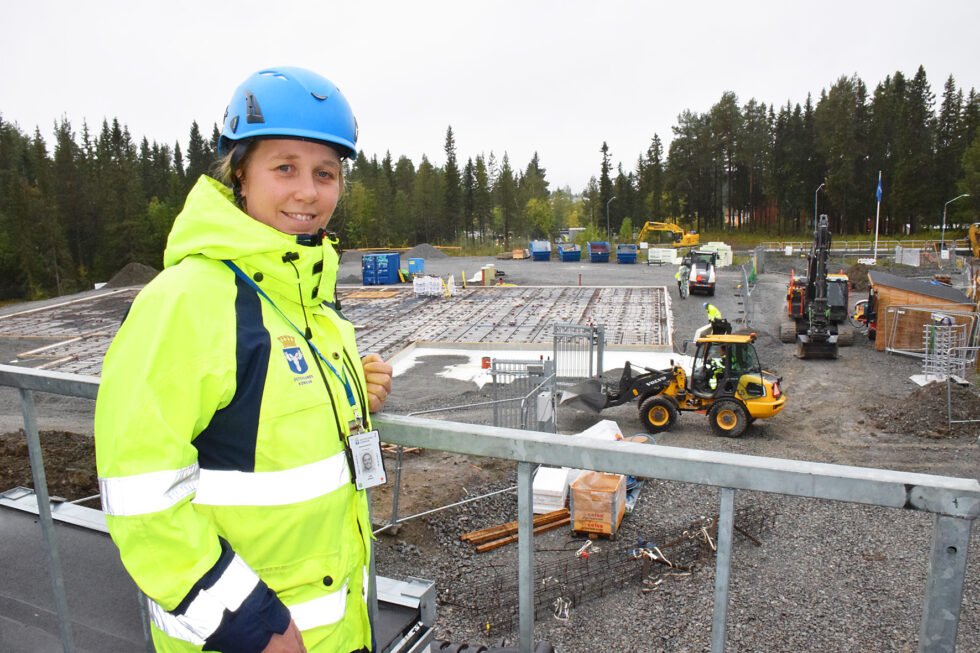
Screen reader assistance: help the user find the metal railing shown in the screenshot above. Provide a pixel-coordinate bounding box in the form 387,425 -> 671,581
4,363 -> 980,653
760,239 -> 929,254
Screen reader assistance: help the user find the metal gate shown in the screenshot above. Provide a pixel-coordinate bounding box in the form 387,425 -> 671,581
490,359 -> 557,433
552,323 -> 604,387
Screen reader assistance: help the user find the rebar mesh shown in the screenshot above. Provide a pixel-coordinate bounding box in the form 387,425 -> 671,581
447,504 -> 775,634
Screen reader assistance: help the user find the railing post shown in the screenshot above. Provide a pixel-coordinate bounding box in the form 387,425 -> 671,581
19,388 -> 76,653
517,461 -> 535,653
711,487 -> 735,653
919,514 -> 973,652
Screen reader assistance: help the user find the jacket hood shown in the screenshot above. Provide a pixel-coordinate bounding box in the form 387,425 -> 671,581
164,176 -> 338,306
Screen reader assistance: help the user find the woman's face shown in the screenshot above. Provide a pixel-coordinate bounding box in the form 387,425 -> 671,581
238,138 -> 342,235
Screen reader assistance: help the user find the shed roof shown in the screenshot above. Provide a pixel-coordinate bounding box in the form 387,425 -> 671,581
868,270 -> 973,305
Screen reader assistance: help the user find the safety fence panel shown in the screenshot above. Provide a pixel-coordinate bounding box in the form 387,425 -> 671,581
884,305 -> 980,360
491,359 -> 556,433
551,323 -> 604,388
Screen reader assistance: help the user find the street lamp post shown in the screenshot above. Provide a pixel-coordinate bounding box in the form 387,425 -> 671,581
940,193 -> 970,255
606,196 -> 617,239
813,182 -> 825,232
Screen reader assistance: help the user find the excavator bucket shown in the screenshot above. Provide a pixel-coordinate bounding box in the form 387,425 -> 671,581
559,379 -> 609,413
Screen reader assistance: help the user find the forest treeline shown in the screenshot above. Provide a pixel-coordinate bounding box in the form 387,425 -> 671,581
2,65 -> 980,300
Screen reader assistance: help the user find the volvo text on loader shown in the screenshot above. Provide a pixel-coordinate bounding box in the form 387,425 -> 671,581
560,334 -> 786,438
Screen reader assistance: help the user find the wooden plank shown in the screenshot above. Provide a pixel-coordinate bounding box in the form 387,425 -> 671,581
380,443 -> 420,454
460,508 -> 569,544
475,517 -> 571,553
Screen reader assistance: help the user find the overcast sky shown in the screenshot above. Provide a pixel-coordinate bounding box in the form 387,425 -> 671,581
2,1 -> 979,192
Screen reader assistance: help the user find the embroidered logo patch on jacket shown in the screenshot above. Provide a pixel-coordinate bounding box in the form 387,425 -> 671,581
278,335 -> 309,375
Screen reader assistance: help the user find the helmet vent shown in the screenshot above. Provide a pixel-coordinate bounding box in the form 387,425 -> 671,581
311,91 -> 329,100
230,115 -> 239,134
244,90 -> 265,124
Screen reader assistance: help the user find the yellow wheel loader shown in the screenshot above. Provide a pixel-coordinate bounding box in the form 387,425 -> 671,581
561,334 -> 785,438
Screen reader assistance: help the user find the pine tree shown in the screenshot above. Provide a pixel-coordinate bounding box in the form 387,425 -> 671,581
185,121 -> 211,192
893,66 -> 936,232
935,75 -> 964,205
442,126 -> 461,242
462,158 -> 475,245
710,92 -> 741,227
645,135 -> 665,221
473,155 -> 492,244
495,154 -> 517,248
599,142 -> 613,234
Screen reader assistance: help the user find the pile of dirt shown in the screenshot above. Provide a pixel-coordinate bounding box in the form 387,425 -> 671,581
104,262 -> 159,288
845,262 -> 872,291
405,243 -> 449,259
865,381 -> 980,438
0,430 -> 98,501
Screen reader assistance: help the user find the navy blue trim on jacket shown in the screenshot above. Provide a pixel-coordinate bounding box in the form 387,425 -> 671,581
194,273 -> 270,471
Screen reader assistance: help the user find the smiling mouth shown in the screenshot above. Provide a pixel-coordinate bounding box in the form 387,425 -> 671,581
283,212 -> 316,222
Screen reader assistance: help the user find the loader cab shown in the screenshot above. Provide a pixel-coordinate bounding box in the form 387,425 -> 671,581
690,335 -> 762,398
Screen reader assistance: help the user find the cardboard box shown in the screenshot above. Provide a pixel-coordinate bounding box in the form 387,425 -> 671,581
569,471 -> 626,537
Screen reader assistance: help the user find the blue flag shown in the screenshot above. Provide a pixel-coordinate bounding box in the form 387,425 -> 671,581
876,177 -> 883,203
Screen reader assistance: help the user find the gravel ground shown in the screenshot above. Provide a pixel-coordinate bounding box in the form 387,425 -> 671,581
372,250 -> 980,652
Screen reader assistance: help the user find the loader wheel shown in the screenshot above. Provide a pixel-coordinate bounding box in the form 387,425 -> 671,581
708,400 -> 748,438
639,396 -> 678,433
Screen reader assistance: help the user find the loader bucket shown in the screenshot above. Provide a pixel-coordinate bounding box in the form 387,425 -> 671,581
559,379 -> 609,413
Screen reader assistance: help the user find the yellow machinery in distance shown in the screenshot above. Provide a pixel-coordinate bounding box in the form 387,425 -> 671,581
636,221 -> 700,248
969,223 -> 980,257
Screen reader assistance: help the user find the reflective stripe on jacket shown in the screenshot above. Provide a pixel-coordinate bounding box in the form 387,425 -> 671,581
95,176 -> 372,652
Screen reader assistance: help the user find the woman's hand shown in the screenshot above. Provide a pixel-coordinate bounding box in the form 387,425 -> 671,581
361,353 -> 393,413
261,620 -> 306,653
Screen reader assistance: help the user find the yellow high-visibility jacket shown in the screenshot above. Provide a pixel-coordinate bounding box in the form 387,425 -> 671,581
95,176 -> 372,652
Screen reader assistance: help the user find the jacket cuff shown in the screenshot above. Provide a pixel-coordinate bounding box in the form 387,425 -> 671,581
202,581 -> 291,653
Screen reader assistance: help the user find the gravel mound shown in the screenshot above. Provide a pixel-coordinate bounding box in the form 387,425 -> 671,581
104,262 -> 158,288
405,243 -> 449,259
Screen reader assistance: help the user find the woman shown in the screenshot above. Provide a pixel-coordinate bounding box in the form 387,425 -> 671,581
95,66 -> 392,653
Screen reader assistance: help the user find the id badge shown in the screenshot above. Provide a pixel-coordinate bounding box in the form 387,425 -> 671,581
350,430 -> 386,491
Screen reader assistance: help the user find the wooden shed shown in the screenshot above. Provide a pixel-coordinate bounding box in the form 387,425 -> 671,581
868,270 -> 977,352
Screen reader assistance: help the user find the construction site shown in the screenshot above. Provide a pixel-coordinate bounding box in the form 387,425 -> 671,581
1,241 -> 980,652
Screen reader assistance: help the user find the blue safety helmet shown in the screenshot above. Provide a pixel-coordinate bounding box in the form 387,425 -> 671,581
218,66 -> 357,159
703,302 -> 709,309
